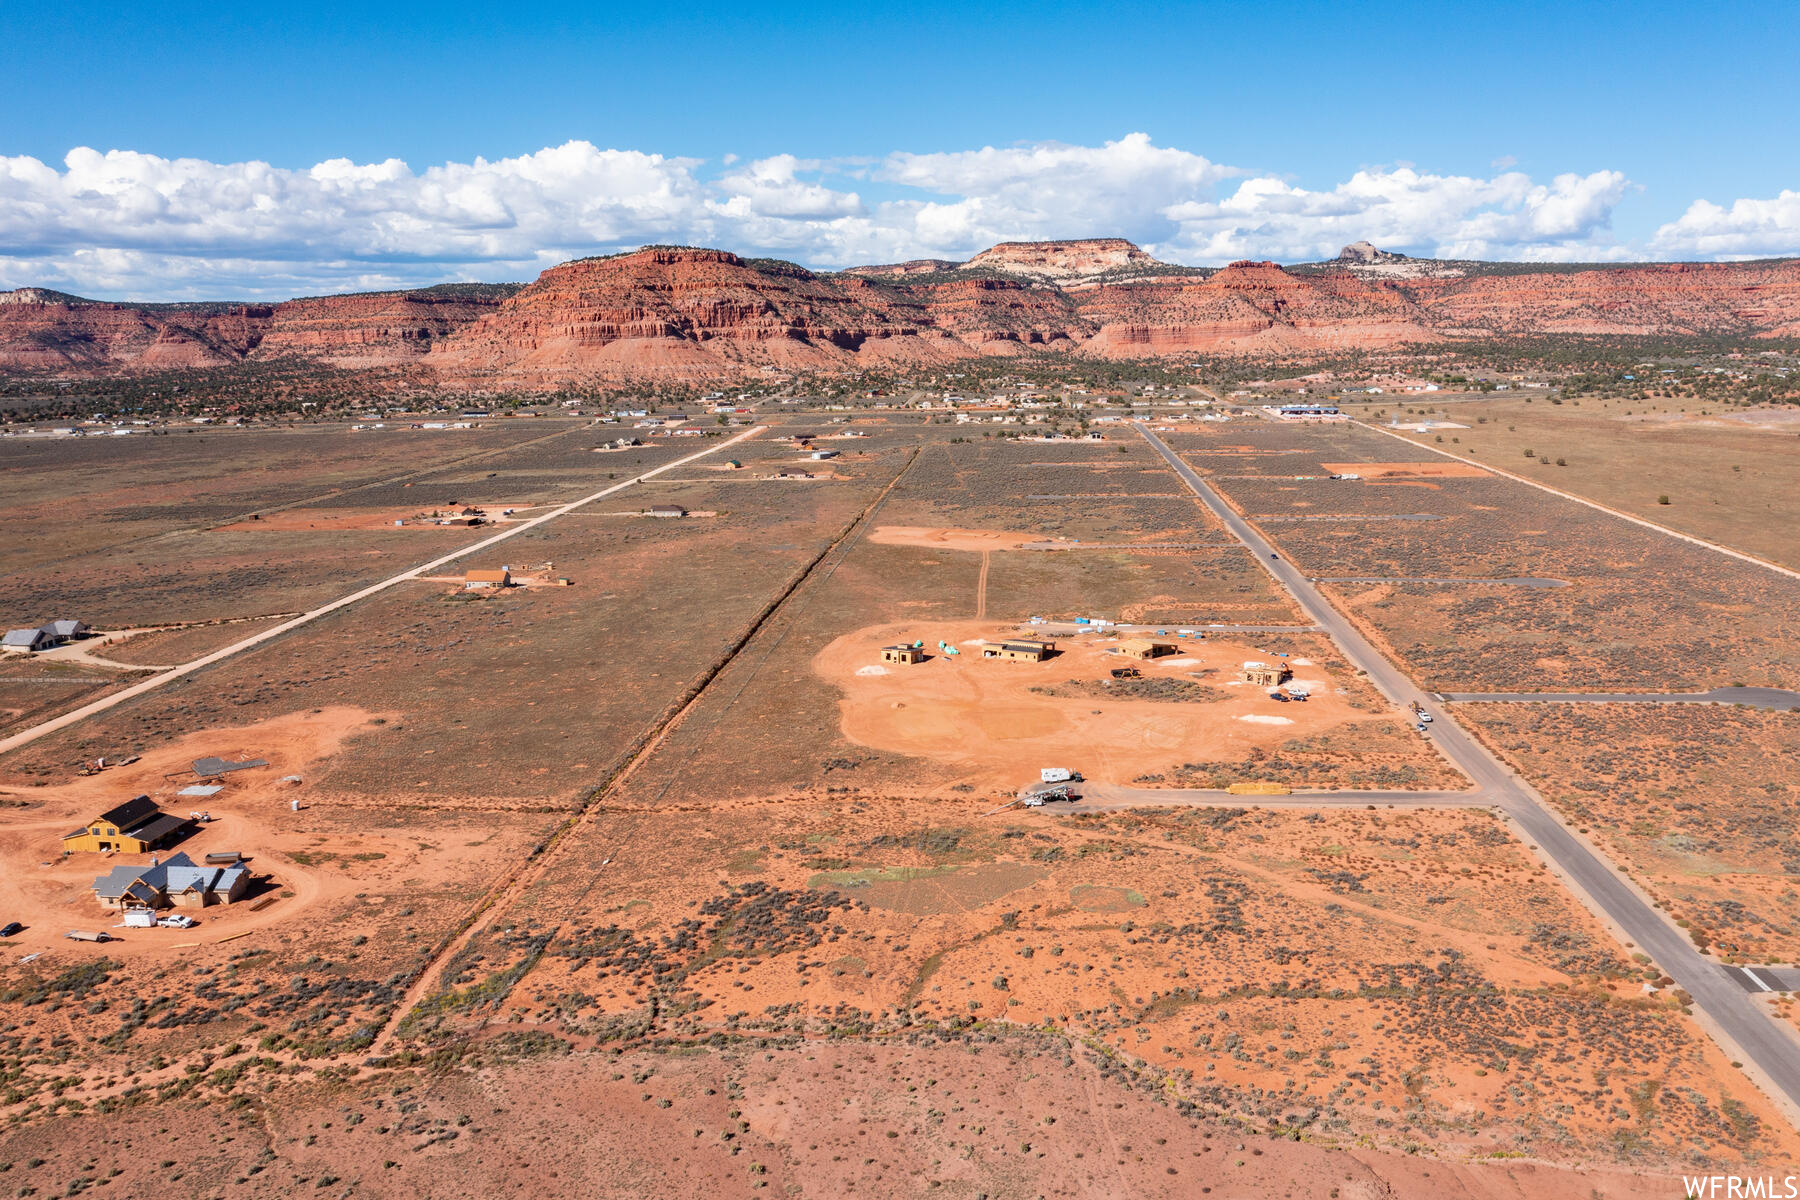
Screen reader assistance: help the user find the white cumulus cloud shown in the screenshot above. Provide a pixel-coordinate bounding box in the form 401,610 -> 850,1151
1651,191 -> 1800,259
1160,167 -> 1636,263
0,132 -> 1771,300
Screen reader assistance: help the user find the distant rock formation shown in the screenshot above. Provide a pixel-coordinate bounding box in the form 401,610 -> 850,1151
839,259 -> 962,277
4,242 -> 1799,381
1337,240 -> 1405,264
962,238 -> 1165,280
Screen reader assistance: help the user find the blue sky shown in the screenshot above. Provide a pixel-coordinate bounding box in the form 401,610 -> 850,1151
3,1 -> 1797,297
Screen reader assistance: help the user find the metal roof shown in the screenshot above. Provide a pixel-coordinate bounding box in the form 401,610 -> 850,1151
124,813 -> 192,844
192,756 -> 269,777
95,794 -> 159,830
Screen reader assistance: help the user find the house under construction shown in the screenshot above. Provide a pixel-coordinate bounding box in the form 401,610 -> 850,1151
983,639 -> 1055,663
1240,661 -> 1291,687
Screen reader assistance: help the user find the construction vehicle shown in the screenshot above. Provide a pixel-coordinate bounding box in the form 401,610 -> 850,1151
1023,785 -> 1077,807
1110,667 -> 1141,680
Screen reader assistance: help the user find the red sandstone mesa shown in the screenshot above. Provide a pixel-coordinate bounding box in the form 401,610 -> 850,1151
4,241 -> 1797,382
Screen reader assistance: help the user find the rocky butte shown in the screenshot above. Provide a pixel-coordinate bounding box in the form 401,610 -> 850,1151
3,240 -> 1797,383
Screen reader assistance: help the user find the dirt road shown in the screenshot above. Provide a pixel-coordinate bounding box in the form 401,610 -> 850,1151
1056,783 -> 1492,814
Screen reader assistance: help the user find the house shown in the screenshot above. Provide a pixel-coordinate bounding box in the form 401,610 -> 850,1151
91,852 -> 250,911
464,568 -> 511,589
63,796 -> 194,854
1240,661 -> 1291,687
881,645 -> 926,665
2,627 -> 54,652
46,619 -> 90,641
1117,638 -> 1176,660
648,505 -> 687,518
982,640 -> 1056,663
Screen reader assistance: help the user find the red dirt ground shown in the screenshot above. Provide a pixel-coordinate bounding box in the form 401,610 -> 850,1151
814,619 -> 1389,789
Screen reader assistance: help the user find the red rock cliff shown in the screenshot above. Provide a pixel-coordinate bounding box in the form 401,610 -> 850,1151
5,244 -> 1799,384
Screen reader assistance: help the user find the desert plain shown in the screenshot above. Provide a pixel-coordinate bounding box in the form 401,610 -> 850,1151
0,336 -> 1797,1200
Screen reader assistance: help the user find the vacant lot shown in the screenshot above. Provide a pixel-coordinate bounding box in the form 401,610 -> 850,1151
0,422 -> 583,574
1380,398 -> 1800,569
397,797 -> 1794,1169
2,442 -> 903,804
0,656 -> 143,737
1463,701 -> 1800,963
0,1038 -> 1691,1200
1169,423 -> 1800,694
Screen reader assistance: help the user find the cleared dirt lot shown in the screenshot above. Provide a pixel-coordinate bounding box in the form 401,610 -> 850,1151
815,619 -> 1452,791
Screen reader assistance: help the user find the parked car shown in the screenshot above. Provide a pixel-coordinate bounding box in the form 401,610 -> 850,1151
0,922 -> 22,938
157,914 -> 198,930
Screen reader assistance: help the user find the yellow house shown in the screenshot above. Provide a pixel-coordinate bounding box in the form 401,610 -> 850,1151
62,796 -> 193,855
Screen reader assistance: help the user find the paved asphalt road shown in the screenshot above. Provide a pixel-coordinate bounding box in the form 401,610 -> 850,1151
1133,421 -> 1800,1120
1730,967 -> 1800,994
1445,687 -> 1800,712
